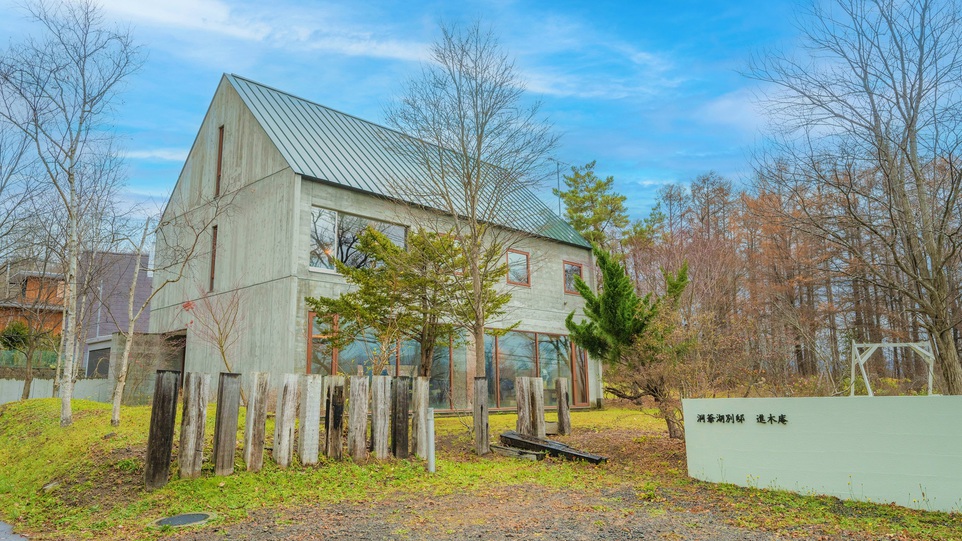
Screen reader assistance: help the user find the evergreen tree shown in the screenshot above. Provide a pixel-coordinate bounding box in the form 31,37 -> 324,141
566,245 -> 690,438
553,161 -> 630,248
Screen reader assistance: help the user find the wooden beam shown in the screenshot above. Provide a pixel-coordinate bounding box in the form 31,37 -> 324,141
243,372 -> 270,472
178,372 -> 209,479
273,373 -> 298,468
145,370 -> 181,490
212,372 -> 242,476
499,430 -> 606,464
491,443 -> 544,461
347,375 -> 369,461
370,375 -> 391,459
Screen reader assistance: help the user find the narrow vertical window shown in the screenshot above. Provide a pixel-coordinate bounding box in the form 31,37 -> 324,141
506,249 -> 530,286
215,125 -> 224,196
209,225 -> 218,292
563,261 -> 583,294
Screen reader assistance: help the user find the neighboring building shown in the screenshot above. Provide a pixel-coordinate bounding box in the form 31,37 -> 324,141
150,74 -> 603,411
0,259 -> 64,335
79,252 -> 153,378
0,252 -> 152,378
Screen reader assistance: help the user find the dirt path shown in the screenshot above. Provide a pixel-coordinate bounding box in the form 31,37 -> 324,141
168,485 -> 819,541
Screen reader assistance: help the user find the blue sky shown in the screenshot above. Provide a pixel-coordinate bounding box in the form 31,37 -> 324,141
0,0 -> 801,220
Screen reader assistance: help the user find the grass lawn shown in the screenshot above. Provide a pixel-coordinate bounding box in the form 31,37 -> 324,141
0,398 -> 959,540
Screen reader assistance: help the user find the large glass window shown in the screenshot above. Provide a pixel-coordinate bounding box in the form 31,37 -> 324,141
307,311 -> 458,410
310,208 -> 337,270
538,334 -> 572,406
497,331 -> 537,409
430,343 -> 452,410
564,262 -> 583,294
506,249 -> 530,286
310,207 -> 406,271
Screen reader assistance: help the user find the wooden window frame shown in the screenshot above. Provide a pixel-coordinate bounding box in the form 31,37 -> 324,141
215,125 -> 224,197
487,327 -> 591,410
563,261 -> 584,295
209,225 -> 218,292
506,248 -> 531,287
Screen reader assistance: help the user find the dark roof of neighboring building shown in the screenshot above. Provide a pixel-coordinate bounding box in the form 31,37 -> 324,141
225,74 -> 591,249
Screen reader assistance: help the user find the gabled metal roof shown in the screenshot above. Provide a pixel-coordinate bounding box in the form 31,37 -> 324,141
225,74 -> 591,249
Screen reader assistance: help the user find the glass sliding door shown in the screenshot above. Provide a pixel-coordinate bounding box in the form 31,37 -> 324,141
538,334 -> 572,406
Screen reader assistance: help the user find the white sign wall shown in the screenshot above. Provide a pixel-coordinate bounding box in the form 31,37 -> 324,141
683,396 -> 962,513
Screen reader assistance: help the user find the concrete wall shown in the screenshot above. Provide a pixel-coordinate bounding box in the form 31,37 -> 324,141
683,396 -> 962,513
0,378 -> 111,406
151,75 -> 603,406
295,177 -> 604,404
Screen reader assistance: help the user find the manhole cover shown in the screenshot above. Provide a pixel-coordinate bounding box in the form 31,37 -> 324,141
152,512 -> 214,528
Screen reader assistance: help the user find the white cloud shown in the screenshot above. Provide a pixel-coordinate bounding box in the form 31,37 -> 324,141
95,0 -> 270,41
125,148 -> 188,161
698,88 -> 766,134
91,0 -> 428,63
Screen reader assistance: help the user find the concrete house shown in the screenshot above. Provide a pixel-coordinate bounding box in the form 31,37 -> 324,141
150,74 -> 603,411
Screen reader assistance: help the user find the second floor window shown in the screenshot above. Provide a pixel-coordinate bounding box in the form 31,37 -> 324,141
310,207 -> 406,271
506,249 -> 530,286
564,262 -> 583,294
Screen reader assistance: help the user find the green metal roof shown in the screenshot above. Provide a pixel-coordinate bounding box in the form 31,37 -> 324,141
225,74 -> 591,249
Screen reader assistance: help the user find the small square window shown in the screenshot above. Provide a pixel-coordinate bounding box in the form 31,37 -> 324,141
564,262 -> 583,294
507,249 -> 530,286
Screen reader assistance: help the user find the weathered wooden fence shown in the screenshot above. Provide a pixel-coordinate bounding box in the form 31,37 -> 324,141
144,370 -> 434,488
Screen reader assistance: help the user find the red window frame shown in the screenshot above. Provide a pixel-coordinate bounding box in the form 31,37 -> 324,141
563,261 -> 584,294
506,249 -> 531,287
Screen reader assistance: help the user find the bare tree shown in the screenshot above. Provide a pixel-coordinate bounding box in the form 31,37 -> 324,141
0,0 -> 142,424
385,22 -> 557,454
751,0 -> 962,393
182,281 -> 246,377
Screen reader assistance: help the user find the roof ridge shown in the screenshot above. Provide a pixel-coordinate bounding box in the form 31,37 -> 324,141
227,73 -> 415,142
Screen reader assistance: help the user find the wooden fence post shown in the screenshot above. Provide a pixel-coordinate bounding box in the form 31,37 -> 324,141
145,370 -> 181,490
529,377 -> 546,440
473,377 -> 490,455
273,373 -> 298,468
243,372 -> 270,472
370,375 -> 391,459
391,376 -> 410,458
326,383 -> 345,460
556,377 -> 571,436
348,376 -> 369,461
298,374 -> 323,466
178,372 -> 209,479
515,377 -> 532,436
412,377 -> 429,459
213,372 -> 242,476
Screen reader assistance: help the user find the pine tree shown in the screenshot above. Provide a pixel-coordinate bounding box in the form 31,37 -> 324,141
553,161 -> 630,248
566,245 -> 690,438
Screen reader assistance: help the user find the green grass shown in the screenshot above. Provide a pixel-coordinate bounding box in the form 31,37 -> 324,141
0,398 -> 959,540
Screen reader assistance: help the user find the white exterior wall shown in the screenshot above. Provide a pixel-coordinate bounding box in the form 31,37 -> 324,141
683,396 -> 962,513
